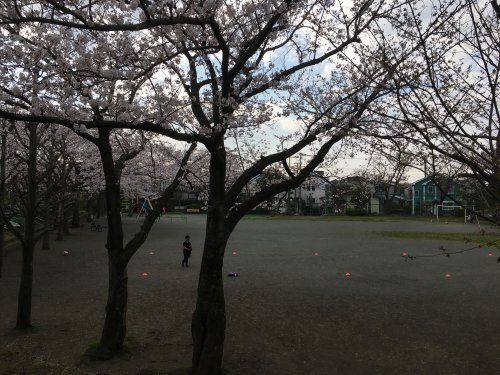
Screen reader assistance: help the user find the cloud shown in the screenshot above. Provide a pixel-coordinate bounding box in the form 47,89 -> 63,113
277,116 -> 301,132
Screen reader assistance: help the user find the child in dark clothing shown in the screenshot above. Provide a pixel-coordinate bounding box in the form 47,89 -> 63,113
182,235 -> 192,267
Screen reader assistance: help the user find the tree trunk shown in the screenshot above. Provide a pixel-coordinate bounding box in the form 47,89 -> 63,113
16,124 -> 37,329
0,225 -> 3,278
56,203 -> 64,241
86,198 -> 93,221
383,199 -> 393,215
191,146 -> 228,375
96,192 -> 104,219
41,203 -> 51,250
41,232 -> 50,250
191,237 -> 227,374
16,243 -> 34,329
94,128 -> 127,355
63,212 -> 70,235
99,257 -> 128,354
71,197 -> 80,228
0,131 -> 6,278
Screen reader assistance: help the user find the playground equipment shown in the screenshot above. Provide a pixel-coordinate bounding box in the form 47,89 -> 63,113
137,197 -> 154,218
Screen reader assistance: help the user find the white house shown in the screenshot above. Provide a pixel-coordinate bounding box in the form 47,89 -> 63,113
290,171 -> 328,213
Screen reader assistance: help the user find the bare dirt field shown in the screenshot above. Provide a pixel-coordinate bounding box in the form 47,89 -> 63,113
1,215 -> 499,374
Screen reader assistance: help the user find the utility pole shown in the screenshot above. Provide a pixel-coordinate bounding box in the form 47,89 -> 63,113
298,153 -> 302,215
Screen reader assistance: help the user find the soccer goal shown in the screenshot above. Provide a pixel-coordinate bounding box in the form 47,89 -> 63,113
435,202 -> 466,222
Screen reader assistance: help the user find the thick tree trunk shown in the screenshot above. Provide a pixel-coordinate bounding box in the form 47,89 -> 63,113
16,243 -> 34,329
99,257 -> 128,353
0,225 -> 3,278
16,124 -> 37,329
93,128 -> 127,355
191,237 -> 227,374
191,146 -> 228,375
0,131 -> 5,278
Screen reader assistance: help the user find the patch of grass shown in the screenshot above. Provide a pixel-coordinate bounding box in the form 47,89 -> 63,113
242,214 -> 461,222
374,231 -> 500,248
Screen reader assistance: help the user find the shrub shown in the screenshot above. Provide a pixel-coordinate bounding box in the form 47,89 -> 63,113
252,206 -> 270,215
346,208 -> 366,216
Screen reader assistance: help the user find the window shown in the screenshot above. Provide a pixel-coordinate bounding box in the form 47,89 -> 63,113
414,190 -> 419,197
428,186 -> 434,193
312,186 -> 316,191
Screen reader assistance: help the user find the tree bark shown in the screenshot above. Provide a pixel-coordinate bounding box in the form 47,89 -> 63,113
95,128 -> 127,354
56,202 -> 64,241
71,196 -> 80,228
16,123 -> 37,329
16,243 -> 34,329
63,211 -> 70,235
0,224 -> 3,278
96,191 -> 104,219
191,146 -> 228,375
99,257 -> 128,352
0,131 -> 6,277
41,204 -> 51,250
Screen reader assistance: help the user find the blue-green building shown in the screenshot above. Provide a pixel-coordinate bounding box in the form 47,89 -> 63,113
411,176 -> 461,215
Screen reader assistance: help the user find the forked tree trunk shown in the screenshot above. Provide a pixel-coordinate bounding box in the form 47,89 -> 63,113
191,147 -> 228,375
16,124 -> 37,329
86,131 -> 195,358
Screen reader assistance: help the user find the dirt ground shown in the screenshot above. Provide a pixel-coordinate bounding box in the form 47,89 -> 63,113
1,215 -> 499,374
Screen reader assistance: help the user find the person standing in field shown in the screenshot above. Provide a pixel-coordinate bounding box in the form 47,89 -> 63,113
182,235 -> 192,267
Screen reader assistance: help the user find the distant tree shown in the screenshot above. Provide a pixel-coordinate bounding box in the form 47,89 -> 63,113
373,0 -> 500,223
364,141 -> 411,213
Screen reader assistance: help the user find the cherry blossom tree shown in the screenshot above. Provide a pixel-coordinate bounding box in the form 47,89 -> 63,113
0,1 -> 457,373
0,119 -> 13,279
370,0 -> 500,222
0,3 -> 201,352
0,121 -> 62,328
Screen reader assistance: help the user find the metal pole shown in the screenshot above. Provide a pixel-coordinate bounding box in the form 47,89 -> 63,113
298,153 -> 302,215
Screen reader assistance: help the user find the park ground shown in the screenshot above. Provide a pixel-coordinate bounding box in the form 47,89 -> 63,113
0,215 -> 500,374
